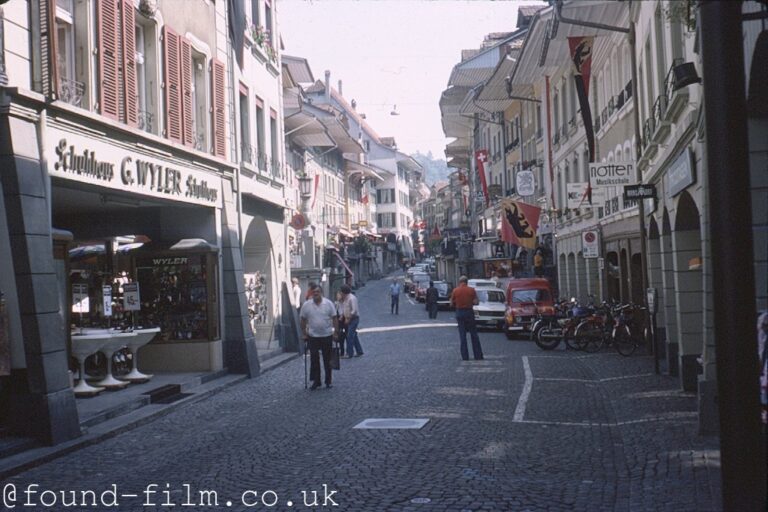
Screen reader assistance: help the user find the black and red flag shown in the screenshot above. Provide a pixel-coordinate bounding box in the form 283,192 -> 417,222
568,36 -> 596,203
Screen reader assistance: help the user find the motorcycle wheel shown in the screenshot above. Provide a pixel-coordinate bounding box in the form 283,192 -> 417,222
535,326 -> 562,351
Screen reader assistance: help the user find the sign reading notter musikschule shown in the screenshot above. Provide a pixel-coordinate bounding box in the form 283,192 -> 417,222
589,161 -> 636,188
48,133 -> 222,208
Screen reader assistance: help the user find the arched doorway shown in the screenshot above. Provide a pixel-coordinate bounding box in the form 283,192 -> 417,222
243,217 -> 276,345
672,191 -> 703,391
647,216 -> 666,359
567,252 -> 577,299
577,251 -> 588,302
661,208 -> 678,375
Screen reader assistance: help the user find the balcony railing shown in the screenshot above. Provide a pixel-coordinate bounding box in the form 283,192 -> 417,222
552,131 -> 560,146
616,89 -> 625,111
59,77 -> 85,107
194,133 -> 206,152
138,110 -> 153,133
594,113 -> 602,132
625,80 -> 633,100
241,142 -> 255,164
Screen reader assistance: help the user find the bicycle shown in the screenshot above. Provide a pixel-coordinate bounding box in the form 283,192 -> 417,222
573,301 -> 617,353
611,304 -> 646,356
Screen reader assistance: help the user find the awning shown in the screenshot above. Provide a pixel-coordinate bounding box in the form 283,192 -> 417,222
344,158 -> 384,182
284,110 -> 335,148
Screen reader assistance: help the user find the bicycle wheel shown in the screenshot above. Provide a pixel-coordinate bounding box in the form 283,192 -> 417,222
575,322 -> 604,353
536,325 -> 562,351
564,327 -> 584,351
613,325 -> 637,356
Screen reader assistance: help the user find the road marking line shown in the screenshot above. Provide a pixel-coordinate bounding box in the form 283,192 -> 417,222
515,412 -> 698,428
513,356 -> 532,422
536,374 -> 655,383
358,323 -> 456,334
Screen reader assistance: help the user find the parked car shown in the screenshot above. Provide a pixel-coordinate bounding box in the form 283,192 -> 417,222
473,286 -> 507,330
434,281 -> 453,309
468,278 -> 499,289
404,268 -> 427,292
504,278 -> 554,339
409,273 -> 431,297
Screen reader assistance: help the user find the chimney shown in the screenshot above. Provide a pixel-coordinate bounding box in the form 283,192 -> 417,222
351,99 -> 357,110
338,80 -> 343,97
324,70 -> 331,102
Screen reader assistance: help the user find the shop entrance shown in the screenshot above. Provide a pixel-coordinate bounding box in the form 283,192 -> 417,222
243,216 -> 276,345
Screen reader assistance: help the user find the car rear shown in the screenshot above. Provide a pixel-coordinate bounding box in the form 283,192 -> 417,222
473,288 -> 507,330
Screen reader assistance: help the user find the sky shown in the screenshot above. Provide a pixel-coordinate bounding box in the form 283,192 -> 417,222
278,0 -> 547,159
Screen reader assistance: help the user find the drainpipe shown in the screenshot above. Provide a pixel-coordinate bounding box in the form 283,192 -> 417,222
325,70 -> 331,102
36,108 -> 51,244
700,2 -> 765,509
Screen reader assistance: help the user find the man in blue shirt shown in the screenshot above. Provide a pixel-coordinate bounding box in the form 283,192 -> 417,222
389,280 -> 401,315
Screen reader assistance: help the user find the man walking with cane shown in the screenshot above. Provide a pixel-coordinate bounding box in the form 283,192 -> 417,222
300,284 -> 338,390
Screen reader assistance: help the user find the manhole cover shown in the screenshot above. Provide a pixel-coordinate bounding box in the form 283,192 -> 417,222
410,497 -> 432,504
353,418 -> 430,429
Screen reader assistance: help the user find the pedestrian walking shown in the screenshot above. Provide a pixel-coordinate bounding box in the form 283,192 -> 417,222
449,276 -> 484,361
305,281 -> 317,301
300,285 -> 338,390
291,277 -> 302,313
340,285 -> 364,357
425,281 -> 439,319
334,290 -> 347,357
533,249 -> 544,277
389,279 -> 401,314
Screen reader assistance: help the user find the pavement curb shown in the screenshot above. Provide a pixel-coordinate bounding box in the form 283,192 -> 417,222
0,352 -> 301,480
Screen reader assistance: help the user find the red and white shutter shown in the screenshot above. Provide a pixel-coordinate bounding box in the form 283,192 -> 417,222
163,26 -> 182,143
211,59 -> 226,158
98,0 -> 121,120
121,0 -> 138,127
180,38 -> 194,147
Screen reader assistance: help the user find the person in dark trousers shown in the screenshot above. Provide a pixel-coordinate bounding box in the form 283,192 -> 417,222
334,290 -> 347,357
449,276 -> 484,361
425,281 -> 439,319
389,279 -> 401,314
300,285 -> 338,390
340,285 -> 363,357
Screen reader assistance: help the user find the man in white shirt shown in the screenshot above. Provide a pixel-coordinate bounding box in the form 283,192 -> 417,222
389,280 -> 401,315
300,284 -> 338,390
340,285 -> 363,357
291,277 -> 302,311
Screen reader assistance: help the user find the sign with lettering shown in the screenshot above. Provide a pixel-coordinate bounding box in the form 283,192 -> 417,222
665,148 -> 695,197
358,220 -> 368,227
582,230 -> 599,258
72,284 -> 89,314
566,182 -> 606,208
589,161 -> 636,188
48,132 -> 222,208
102,286 -> 113,317
623,184 -> 657,201
122,283 -> 141,311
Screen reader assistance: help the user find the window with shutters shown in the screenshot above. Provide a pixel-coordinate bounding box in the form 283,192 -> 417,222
270,109 -> 279,177
240,87 -> 251,163
255,97 -> 266,170
54,0 -> 86,107
191,51 -> 208,151
134,14 -> 159,135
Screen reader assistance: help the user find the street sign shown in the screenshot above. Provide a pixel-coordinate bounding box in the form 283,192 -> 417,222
72,284 -> 89,314
582,230 -> 599,258
623,184 -> 657,201
589,161 -> 636,188
289,213 -> 306,230
647,287 -> 658,314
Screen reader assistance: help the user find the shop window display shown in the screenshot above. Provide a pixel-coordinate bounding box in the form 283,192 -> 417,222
245,271 -> 269,325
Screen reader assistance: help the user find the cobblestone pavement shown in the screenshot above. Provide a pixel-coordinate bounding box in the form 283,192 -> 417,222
2,275 -> 722,511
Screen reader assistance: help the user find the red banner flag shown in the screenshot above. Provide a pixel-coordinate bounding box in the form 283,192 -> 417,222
310,174 -> 320,208
475,150 -> 490,207
500,199 -> 541,249
361,194 -> 369,204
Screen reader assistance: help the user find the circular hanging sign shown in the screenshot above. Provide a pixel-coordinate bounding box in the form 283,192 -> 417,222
290,213 -> 306,230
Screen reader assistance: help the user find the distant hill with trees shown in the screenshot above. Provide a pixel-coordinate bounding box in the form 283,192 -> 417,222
411,151 -> 450,185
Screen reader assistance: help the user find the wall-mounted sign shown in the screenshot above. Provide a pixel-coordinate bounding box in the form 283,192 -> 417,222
589,161 -> 637,188
72,284 -> 89,314
623,184 -> 657,201
358,220 -> 368,227
289,213 -> 306,230
598,257 -> 605,270
582,230 -> 599,258
516,170 -> 535,197
122,283 -> 141,311
665,148 -> 695,197
48,132 -> 222,208
566,182 -> 606,209
102,285 -> 113,317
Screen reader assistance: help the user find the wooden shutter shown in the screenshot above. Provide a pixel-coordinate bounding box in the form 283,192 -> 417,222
38,0 -> 59,98
211,59 -> 226,158
180,38 -> 194,147
163,26 -> 182,143
98,0 -> 120,120
121,0 -> 138,127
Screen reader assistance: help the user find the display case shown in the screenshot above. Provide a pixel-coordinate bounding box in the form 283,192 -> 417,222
134,252 -> 219,342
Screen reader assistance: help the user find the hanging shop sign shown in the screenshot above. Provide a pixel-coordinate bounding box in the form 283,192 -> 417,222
48,132 -> 222,208
516,170 -> 535,197
623,184 -> 657,201
566,182 -> 606,209
582,230 -> 599,258
122,283 -> 141,311
589,161 -> 636,188
665,148 -> 696,197
102,286 -> 113,317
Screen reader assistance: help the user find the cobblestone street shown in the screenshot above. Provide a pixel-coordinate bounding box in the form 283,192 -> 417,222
3,276 -> 722,511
